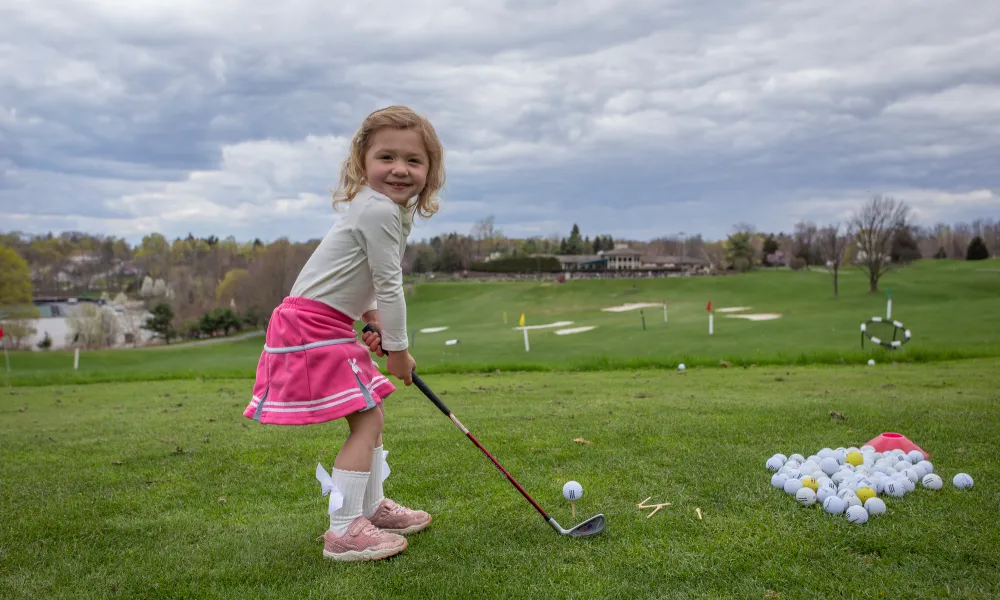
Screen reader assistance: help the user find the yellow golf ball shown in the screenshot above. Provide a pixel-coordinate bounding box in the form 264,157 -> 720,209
846,451 -> 864,467
801,477 -> 819,492
856,486 -> 876,503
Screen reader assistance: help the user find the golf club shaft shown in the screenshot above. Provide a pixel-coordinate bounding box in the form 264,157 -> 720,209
362,325 -> 550,520
411,371 -> 550,519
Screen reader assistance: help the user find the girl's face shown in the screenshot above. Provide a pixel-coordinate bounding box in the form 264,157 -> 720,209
363,128 -> 429,206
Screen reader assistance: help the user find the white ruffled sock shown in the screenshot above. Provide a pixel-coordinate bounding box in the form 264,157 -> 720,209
363,445 -> 386,518
328,468 -> 369,535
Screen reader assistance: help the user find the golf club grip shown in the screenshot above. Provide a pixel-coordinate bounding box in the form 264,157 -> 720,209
362,324 -> 451,416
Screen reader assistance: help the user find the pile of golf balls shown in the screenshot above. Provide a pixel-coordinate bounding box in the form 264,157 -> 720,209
766,444 -> 974,525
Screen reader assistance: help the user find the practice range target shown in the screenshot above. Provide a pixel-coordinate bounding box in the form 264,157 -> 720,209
860,317 -> 912,350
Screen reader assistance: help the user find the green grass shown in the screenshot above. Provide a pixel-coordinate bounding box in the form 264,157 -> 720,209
2,359 -> 998,599
7,260 -> 1000,386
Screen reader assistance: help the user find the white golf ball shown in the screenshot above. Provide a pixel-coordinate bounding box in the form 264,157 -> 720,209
837,488 -> 857,500
921,473 -> 943,490
820,457 -> 840,476
796,487 -> 817,507
789,454 -> 806,464
823,495 -> 847,515
913,463 -> 928,479
562,480 -> 583,501
844,495 -> 863,509
846,505 -> 869,524
904,468 -> 920,484
766,456 -> 784,472
864,498 -> 887,516
771,473 -> 790,489
867,359 -> 875,366
953,473 -> 974,489
773,453 -> 788,463
677,363 -> 686,371
917,460 -> 934,474
901,478 -> 915,493
884,481 -> 906,497
784,478 -> 804,495
816,487 -> 834,504
860,445 -> 876,453
906,450 -> 925,464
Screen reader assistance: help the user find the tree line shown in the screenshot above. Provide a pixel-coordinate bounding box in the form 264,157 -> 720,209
1,196 -> 997,348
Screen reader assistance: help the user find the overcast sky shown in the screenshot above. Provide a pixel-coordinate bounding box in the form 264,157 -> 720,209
2,0 -> 998,245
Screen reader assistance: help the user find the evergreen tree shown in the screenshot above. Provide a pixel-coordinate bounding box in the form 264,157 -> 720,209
967,236 -> 989,260
144,302 -> 175,344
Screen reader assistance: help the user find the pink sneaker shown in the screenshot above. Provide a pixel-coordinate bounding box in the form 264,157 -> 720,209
367,498 -> 433,534
322,516 -> 407,562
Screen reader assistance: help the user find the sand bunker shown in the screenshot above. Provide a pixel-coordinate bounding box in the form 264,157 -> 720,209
554,326 -> 598,335
513,321 -> 574,331
602,303 -> 664,313
420,326 -> 449,333
716,306 -> 751,313
726,313 -> 783,321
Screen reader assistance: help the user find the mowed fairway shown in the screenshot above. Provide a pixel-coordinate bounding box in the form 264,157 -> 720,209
2,359 -> 999,599
8,260 -> 1000,386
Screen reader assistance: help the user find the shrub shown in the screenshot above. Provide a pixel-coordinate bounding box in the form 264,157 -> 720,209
469,256 -> 563,273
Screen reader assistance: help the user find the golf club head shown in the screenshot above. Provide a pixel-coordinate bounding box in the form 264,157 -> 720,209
567,513 -> 606,537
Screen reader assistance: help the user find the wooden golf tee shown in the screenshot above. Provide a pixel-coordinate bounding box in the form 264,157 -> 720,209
572,502 -> 576,518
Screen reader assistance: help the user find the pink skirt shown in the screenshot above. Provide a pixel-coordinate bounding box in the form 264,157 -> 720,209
243,297 -> 395,425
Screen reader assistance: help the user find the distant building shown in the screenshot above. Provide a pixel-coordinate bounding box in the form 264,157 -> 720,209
555,243 -> 708,273
21,298 -> 157,350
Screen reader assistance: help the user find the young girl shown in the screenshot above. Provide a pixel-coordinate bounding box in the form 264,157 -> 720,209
243,105 -> 445,562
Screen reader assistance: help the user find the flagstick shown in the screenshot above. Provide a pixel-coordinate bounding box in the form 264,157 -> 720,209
663,303 -> 668,323
74,348 -> 80,370
886,288 -> 892,319
709,313 -> 714,336
523,327 -> 530,352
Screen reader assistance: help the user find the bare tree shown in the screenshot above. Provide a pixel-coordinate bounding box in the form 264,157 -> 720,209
700,241 -> 725,270
471,215 -> 501,260
949,222 -> 972,259
792,220 -> 819,266
818,223 -> 855,297
849,195 -> 910,292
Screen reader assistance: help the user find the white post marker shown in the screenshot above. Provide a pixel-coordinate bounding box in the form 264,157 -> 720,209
2,331 -> 11,389
707,300 -> 713,335
886,288 -> 892,319
519,313 -> 529,352
74,348 -> 80,370
663,302 -> 668,323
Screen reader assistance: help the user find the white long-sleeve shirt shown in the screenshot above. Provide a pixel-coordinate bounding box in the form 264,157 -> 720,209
290,186 -> 412,351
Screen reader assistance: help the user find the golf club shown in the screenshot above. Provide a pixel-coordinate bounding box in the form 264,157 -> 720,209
363,324 -> 605,538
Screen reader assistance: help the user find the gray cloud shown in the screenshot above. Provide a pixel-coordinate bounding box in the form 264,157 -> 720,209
1,0 -> 998,244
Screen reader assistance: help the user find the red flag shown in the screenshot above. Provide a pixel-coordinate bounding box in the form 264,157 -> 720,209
706,301 -> 712,312
0,326 -> 4,340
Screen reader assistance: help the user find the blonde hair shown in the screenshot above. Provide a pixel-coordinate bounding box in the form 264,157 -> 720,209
332,105 -> 445,219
